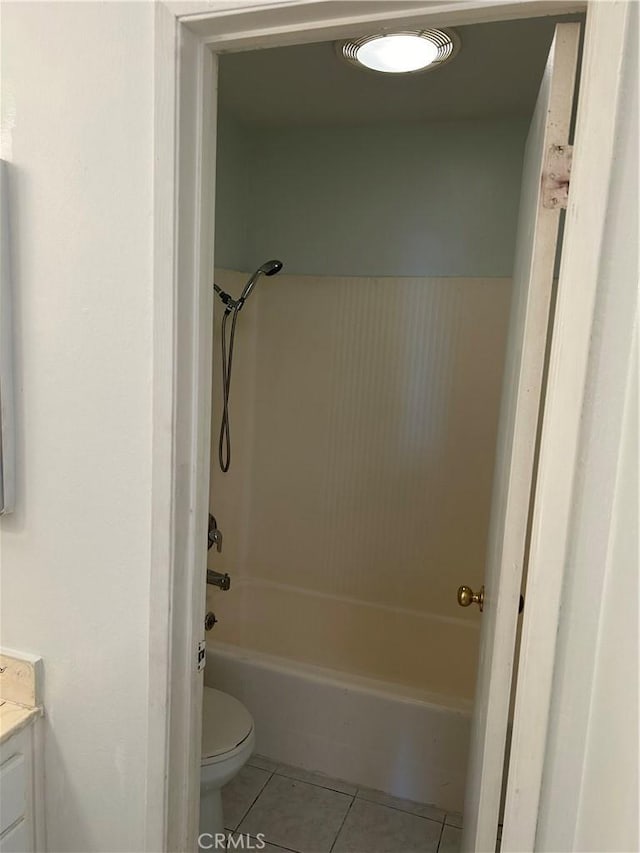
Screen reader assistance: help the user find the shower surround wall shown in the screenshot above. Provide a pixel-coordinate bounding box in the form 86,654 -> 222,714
207,114 -> 521,806
209,269 -> 510,688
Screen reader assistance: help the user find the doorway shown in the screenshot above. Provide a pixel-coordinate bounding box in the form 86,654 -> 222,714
203,13 -> 579,853
152,2 -> 630,851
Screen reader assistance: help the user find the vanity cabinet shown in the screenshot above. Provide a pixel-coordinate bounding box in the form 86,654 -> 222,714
0,721 -> 42,852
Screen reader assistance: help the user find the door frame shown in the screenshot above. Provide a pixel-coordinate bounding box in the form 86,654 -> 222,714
148,1 -> 630,850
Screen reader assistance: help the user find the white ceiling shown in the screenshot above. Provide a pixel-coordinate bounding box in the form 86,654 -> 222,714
218,14 -> 583,126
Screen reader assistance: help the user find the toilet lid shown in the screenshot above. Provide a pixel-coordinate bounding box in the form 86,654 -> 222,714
201,687 -> 254,759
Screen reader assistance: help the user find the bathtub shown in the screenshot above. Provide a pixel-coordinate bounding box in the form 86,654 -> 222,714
205,579 -> 477,812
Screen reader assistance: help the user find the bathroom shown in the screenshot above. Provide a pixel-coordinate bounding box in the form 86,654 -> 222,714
200,14 -> 581,853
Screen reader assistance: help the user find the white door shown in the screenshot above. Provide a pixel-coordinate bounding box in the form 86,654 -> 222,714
461,23 -> 580,853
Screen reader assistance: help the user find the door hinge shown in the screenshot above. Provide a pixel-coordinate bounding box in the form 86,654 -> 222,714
542,144 -> 573,209
196,639 -> 206,672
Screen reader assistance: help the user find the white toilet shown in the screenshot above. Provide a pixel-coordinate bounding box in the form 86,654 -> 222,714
200,687 -> 255,835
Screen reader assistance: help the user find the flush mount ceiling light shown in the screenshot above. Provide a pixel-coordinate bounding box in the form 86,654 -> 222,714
338,29 -> 460,74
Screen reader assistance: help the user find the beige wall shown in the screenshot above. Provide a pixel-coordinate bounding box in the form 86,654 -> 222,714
208,270 -> 511,697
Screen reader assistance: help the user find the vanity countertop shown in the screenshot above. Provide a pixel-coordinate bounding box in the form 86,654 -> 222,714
0,650 -> 43,744
0,699 -> 40,744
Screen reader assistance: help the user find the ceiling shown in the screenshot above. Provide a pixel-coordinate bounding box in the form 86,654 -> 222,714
218,14 -> 583,126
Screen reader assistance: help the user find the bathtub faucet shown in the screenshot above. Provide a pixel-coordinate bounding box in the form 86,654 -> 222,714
207,515 -> 230,589
207,569 -> 231,591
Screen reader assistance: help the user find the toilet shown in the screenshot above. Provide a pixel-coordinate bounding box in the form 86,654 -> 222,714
200,687 -> 255,835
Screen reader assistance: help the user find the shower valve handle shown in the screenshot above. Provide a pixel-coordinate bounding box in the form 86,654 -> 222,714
208,514 -> 223,552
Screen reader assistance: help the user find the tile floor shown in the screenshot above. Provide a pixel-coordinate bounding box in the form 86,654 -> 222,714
221,755 -> 467,853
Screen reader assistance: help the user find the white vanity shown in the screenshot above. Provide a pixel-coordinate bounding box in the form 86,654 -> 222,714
0,653 -> 44,852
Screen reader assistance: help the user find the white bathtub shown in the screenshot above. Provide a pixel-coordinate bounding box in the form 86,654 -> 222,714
205,638 -> 472,812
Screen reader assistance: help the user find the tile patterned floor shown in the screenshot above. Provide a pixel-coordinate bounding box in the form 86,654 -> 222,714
220,755 -> 471,853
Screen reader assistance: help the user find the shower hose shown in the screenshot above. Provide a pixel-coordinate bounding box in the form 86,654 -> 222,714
218,305 -> 240,472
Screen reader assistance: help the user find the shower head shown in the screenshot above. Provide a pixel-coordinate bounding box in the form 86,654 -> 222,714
237,259 -> 283,310
260,259 -> 283,276
213,259 -> 283,313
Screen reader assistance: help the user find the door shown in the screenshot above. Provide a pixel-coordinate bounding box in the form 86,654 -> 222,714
460,23 -> 580,853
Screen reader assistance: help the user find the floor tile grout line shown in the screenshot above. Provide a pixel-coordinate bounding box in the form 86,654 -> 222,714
436,817 -> 446,853
354,789 -> 446,826
328,793 -> 356,853
254,757 -> 348,789
247,759 -> 278,773
233,768 -> 275,832
273,769 -> 356,798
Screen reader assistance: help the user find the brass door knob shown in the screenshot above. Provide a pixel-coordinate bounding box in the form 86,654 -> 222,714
457,585 -> 484,612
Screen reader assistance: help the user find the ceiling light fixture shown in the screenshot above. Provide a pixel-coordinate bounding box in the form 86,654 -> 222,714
339,29 -> 459,75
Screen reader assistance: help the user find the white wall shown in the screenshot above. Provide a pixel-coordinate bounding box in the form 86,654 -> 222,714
214,116 -> 528,277
536,6 -> 638,850
0,3 -> 155,850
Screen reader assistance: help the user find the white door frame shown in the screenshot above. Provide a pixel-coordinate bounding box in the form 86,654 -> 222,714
501,3 -> 632,849
148,2 -> 629,850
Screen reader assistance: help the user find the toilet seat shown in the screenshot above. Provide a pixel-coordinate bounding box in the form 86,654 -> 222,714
201,687 -> 254,767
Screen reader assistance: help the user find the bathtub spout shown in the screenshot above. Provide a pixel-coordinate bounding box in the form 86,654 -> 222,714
207,569 -> 231,591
